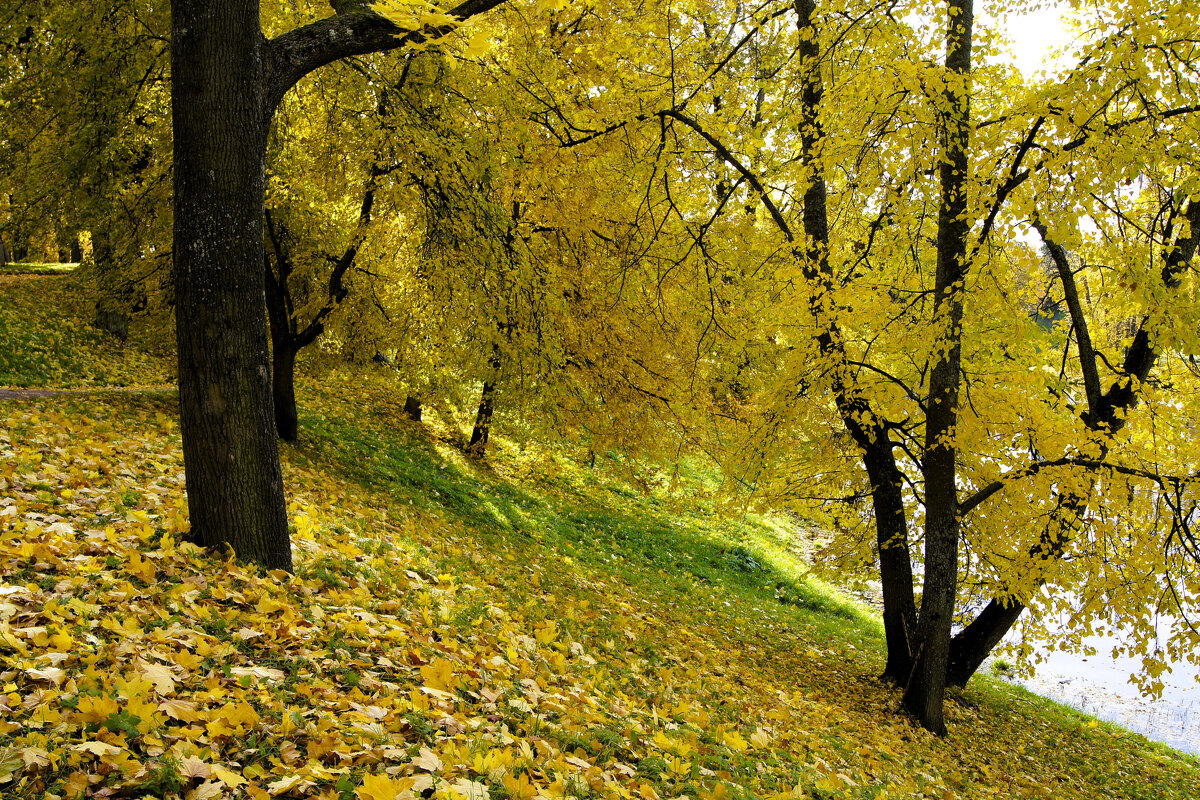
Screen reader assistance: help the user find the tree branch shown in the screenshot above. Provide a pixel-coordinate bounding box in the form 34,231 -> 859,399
659,109 -> 794,241
263,0 -> 508,115
1033,220 -> 1102,415
959,455 -> 1197,517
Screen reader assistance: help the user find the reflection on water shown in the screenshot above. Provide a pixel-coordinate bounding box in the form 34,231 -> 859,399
1008,632 -> 1200,755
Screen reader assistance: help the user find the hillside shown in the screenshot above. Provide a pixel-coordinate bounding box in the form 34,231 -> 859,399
2,272 -> 1198,799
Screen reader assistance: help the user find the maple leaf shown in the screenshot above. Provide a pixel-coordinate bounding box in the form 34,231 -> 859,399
212,765 -> 248,787
70,741 -> 124,757
158,698 -> 200,721
411,746 -> 443,773
24,666 -> 65,685
231,665 -> 286,682
178,754 -> 211,780
420,657 -> 456,692
268,774 -> 315,796
502,772 -> 537,800
356,773 -> 415,800
137,658 -> 177,695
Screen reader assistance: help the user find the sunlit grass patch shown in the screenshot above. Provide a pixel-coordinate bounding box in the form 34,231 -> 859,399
0,262 -> 79,275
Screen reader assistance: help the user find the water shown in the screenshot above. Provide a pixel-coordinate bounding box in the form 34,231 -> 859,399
1007,631 -> 1200,755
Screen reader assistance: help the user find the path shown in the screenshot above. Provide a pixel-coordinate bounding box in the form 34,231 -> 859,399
0,386 -> 176,400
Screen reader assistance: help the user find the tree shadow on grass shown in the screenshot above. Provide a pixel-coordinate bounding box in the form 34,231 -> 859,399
291,410 -> 867,628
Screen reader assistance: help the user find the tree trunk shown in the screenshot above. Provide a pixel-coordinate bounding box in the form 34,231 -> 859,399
91,228 -> 130,340
792,0 -> 919,684
946,599 -> 1024,686
900,0 -> 973,735
171,0 -> 292,571
863,443 -> 917,683
403,394 -> 423,422
272,342 -> 300,442
468,381 -> 496,456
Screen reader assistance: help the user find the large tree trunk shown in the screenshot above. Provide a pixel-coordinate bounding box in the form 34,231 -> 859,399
900,0 -> 973,735
171,0 -> 292,571
863,442 -> 917,682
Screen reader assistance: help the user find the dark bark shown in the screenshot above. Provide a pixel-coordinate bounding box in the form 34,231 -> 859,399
467,381 -> 496,456
946,599 -> 1023,686
264,211 -> 303,442
272,342 -> 300,442
263,0 -> 508,114
262,174 -> 379,441
901,0 -> 973,735
861,434 -> 917,682
171,0 -> 292,571
403,395 -> 423,421
793,0 -> 917,683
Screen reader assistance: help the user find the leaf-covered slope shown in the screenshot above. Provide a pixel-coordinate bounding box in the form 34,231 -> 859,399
2,389 -> 1198,800
0,274 -> 173,389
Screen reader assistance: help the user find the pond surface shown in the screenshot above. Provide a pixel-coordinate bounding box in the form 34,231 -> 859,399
1009,630 -> 1200,755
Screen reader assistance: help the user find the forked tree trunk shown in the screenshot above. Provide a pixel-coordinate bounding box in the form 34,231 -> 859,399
172,0 -> 292,571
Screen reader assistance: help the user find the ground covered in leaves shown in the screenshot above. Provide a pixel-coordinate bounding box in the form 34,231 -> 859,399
2,276 -> 1199,800
0,272 -> 173,389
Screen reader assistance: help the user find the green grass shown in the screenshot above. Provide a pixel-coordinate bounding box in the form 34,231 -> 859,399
0,272 -> 174,387
293,403 -> 872,635
0,261 -> 79,274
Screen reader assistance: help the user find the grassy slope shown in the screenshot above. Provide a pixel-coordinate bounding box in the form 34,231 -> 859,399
0,272 -> 173,388
1,277 -> 1197,800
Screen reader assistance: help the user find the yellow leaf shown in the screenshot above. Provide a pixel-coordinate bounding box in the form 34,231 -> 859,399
212,765 -> 248,787
178,755 -> 211,780
268,774 -> 308,795
357,773 -> 415,800
70,741 -> 123,757
420,658 -> 455,692
255,595 -> 288,614
158,699 -> 199,722
412,746 -> 443,773
138,659 -> 177,695
462,28 -> 491,59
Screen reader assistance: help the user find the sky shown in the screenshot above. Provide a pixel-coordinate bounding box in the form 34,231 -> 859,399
988,1 -> 1074,76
